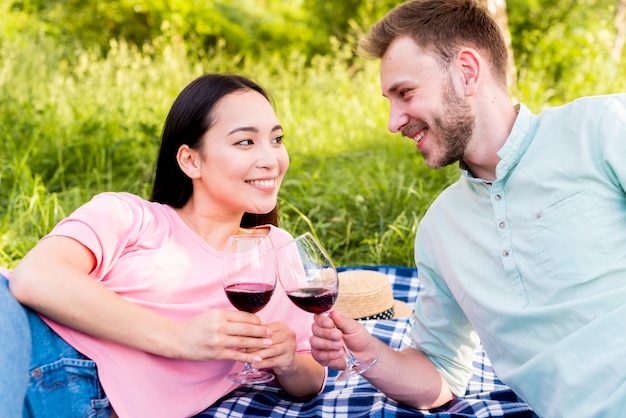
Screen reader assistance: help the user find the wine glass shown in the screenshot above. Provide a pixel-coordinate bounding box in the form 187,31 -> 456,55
222,234 -> 277,385
276,232 -> 378,381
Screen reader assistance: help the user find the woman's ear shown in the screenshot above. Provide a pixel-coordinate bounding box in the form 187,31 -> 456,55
456,48 -> 481,96
177,144 -> 201,178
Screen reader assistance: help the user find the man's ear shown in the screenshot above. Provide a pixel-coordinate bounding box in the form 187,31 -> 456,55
457,48 -> 481,96
176,144 -> 201,178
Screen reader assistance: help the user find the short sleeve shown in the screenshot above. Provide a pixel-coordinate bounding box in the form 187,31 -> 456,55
45,192 -> 147,280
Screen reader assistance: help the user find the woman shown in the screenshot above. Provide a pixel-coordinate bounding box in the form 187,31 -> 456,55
1,74 -> 326,417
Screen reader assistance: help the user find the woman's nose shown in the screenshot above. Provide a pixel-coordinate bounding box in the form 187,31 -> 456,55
255,145 -> 280,169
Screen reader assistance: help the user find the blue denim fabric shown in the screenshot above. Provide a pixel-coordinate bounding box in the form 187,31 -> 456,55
1,274 -> 112,417
0,274 -> 31,418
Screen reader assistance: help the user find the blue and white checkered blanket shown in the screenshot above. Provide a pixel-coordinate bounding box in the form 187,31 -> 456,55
196,266 -> 536,417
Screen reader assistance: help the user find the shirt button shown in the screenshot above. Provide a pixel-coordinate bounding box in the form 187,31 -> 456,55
498,221 -> 506,229
494,194 -> 502,201
502,249 -> 509,257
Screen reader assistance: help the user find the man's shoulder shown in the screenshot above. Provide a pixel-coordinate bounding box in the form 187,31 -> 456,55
540,93 -> 626,116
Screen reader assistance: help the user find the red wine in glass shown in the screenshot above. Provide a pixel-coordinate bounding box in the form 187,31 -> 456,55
225,283 -> 274,313
222,234 -> 277,385
286,287 -> 337,314
277,232 -> 378,381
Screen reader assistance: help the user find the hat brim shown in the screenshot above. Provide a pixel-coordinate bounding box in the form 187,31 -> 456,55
392,300 -> 414,319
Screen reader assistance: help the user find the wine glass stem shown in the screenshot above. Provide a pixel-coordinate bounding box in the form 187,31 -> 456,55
342,344 -> 361,369
324,311 -> 362,369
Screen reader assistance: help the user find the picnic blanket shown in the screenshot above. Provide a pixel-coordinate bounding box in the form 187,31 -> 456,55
196,265 -> 536,417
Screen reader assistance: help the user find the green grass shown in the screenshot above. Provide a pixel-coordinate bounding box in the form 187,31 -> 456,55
1,18 -> 624,269
0,33 -> 456,269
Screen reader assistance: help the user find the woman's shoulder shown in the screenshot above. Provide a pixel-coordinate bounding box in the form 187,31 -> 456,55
90,191 -> 147,206
66,192 -> 172,228
266,225 -> 294,247
88,192 -> 167,213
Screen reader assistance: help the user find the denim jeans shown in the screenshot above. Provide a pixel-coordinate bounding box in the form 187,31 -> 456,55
0,274 -> 112,417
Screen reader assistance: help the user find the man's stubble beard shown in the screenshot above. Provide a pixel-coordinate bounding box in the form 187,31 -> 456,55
427,76 -> 476,169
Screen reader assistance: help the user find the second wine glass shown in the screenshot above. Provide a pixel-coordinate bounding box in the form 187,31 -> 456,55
276,232 -> 378,381
222,234 -> 277,385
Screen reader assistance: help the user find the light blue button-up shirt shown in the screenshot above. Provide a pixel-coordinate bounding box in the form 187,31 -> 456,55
412,94 -> 626,417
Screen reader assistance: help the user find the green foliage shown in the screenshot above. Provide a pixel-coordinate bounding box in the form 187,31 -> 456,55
0,1 -> 625,270
508,0 -> 625,107
3,0 -> 402,65
0,16 -> 446,269
278,147 -> 456,266
4,0 -> 337,63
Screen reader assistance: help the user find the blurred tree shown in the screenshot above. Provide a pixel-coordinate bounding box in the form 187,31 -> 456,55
613,0 -> 626,59
478,0 -> 517,89
3,0 -> 623,91
507,0 -> 621,104
6,0 -> 158,54
4,0 -> 315,62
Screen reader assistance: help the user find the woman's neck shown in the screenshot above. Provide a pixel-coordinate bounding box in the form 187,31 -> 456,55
174,202 -> 243,251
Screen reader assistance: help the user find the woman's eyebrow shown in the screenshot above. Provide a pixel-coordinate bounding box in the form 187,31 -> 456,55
228,126 -> 258,135
227,124 -> 282,135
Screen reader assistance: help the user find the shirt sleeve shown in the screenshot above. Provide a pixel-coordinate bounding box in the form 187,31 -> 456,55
411,223 -> 479,397
596,94 -> 626,194
45,192 -> 146,280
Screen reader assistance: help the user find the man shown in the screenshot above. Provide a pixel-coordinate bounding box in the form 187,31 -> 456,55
310,1 -> 626,417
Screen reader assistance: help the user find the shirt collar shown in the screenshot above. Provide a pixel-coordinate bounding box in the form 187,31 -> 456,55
460,104 -> 537,183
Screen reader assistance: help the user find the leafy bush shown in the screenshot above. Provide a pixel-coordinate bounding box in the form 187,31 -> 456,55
508,0 -> 625,105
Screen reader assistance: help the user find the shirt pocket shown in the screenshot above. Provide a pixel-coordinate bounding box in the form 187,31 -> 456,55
530,191 -> 610,282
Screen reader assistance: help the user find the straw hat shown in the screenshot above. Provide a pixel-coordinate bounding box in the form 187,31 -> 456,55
335,270 -> 413,320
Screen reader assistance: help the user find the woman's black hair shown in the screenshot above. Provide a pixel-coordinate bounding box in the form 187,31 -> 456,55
150,74 -> 279,227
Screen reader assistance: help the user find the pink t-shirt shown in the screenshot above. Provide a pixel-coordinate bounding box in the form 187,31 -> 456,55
33,192 -> 316,417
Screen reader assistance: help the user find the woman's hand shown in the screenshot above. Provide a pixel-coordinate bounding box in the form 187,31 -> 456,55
248,321 -> 297,375
249,321 -> 326,398
172,309 -> 273,364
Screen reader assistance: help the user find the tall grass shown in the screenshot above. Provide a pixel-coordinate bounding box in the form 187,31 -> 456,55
0,28 -> 458,269
1,15 -> 624,269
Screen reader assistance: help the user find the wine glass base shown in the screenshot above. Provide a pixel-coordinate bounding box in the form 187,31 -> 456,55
334,356 -> 378,382
227,369 -> 275,385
